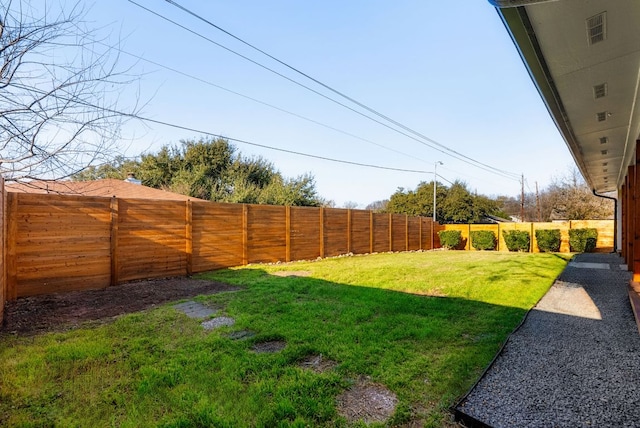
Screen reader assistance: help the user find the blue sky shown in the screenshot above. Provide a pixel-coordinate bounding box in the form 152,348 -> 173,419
74,0 -> 574,206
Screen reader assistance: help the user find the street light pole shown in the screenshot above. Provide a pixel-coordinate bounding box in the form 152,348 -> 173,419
433,161 -> 443,222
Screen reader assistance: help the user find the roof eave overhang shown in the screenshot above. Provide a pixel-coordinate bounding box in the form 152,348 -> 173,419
497,7 -> 594,188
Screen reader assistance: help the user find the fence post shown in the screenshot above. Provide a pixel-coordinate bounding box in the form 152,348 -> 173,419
347,209 -> 352,254
319,207 -> 325,258
0,177 -> 4,320
185,200 -> 193,276
419,217 -> 423,250
242,204 -> 248,265
110,197 -> 119,286
405,214 -> 409,251
431,219 -> 435,250
369,211 -> 374,253
389,213 -> 393,252
6,193 -> 17,300
285,206 -> 291,262
530,222 -> 535,253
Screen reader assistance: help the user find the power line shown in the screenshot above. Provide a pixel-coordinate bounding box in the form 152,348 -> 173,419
162,0 -> 521,181
136,115 -> 435,174
90,40 -> 431,165
22,83 -> 452,182
127,0 -> 521,181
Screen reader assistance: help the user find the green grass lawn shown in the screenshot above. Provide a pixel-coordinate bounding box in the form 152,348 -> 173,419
0,251 -> 568,427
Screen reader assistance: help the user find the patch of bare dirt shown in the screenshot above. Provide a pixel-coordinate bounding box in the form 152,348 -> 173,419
298,354 -> 338,373
272,271 -> 312,277
251,340 -> 286,353
336,380 -> 398,424
1,277 -> 241,335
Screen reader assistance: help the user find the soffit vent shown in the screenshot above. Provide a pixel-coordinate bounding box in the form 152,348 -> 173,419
597,111 -> 608,122
593,83 -> 607,99
600,136 -> 609,144
587,12 -> 606,45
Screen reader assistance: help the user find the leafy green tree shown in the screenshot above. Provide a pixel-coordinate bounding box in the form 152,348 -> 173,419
73,137 -> 323,206
440,181 -> 474,223
385,181 -> 445,218
384,180 -> 505,223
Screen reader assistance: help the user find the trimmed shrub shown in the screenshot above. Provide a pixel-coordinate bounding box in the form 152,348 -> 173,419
569,228 -> 598,253
470,230 -> 496,251
535,229 -> 561,252
438,230 -> 462,250
502,230 -> 530,252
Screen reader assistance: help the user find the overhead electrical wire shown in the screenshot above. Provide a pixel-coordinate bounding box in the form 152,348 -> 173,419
91,40 -> 431,164
161,0 -> 520,181
30,81 -> 442,175
126,0 -> 520,182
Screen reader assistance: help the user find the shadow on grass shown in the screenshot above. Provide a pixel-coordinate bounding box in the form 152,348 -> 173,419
194,267 -> 532,425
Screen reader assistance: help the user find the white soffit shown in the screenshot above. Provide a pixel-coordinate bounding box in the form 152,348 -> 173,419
505,0 -> 640,193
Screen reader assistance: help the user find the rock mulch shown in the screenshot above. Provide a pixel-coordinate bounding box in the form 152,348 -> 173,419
454,253 -> 640,427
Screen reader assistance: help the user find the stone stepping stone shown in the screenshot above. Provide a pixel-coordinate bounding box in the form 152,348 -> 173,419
174,301 -> 216,319
201,317 -> 235,330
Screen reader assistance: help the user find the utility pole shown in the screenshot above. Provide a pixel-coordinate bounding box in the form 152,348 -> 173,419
520,174 -> 525,222
535,181 -> 542,222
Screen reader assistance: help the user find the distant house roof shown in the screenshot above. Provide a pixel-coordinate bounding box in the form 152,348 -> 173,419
6,179 -> 205,202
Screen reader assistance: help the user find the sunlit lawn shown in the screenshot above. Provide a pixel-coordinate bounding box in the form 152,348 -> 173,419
0,251 -> 568,427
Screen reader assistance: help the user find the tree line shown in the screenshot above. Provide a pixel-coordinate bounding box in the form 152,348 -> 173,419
367,168 -> 613,223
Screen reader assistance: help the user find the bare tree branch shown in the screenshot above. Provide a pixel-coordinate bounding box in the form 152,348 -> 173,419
0,0 -> 139,181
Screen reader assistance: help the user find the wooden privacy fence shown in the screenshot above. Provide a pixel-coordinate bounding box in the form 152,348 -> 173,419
3,193 -> 436,303
0,189 -> 615,321
437,220 -> 615,253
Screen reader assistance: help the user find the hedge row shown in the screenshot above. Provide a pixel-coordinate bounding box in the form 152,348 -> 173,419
437,228 -> 598,253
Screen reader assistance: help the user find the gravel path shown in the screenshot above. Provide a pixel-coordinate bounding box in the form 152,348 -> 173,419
454,253 -> 640,427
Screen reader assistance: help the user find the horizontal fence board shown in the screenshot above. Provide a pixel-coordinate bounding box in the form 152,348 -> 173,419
290,206 -> 320,261
372,213 -> 390,253
408,217 -> 421,251
3,190 -> 617,303
391,214 -> 406,252
17,275 -> 111,297
324,208 -> 348,257
350,210 -> 371,254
